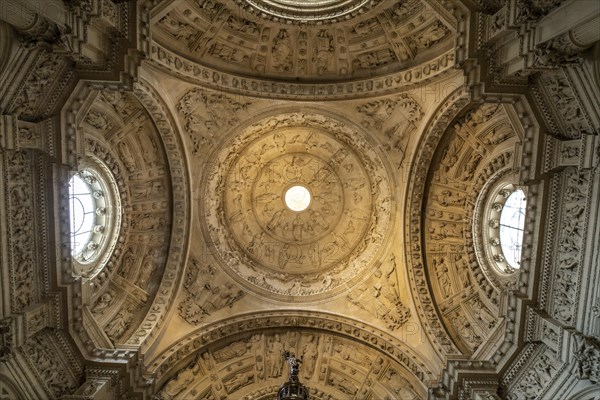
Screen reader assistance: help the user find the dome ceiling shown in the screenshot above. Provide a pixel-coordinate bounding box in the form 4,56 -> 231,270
201,112 -> 393,300
153,0 -> 454,82
2,0 -> 598,399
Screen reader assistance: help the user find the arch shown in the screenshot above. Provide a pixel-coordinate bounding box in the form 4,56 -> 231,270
568,383 -> 600,400
0,373 -> 27,400
403,85 -> 471,356
147,310 -> 438,389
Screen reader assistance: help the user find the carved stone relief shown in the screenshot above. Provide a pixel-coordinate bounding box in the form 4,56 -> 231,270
0,318 -> 13,362
535,70 -> 594,139
5,52 -> 69,118
549,167 -> 590,327
203,112 -> 392,299
149,311 -> 434,389
418,101 -> 519,353
4,151 -> 39,314
21,330 -> 82,398
104,304 -> 135,344
573,336 -> 600,383
347,256 -> 412,331
356,93 -> 424,169
178,257 -> 244,325
79,88 -> 174,348
176,88 -> 251,154
504,346 -> 563,400
154,329 -> 426,399
151,42 -> 456,100
153,0 -> 453,81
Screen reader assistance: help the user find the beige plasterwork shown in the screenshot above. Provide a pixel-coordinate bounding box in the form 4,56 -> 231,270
132,61 -> 464,396
4,0 -> 598,398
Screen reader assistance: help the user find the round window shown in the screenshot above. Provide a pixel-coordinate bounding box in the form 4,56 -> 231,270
498,189 -> 526,269
480,183 -> 527,275
68,163 -> 120,274
69,170 -> 107,262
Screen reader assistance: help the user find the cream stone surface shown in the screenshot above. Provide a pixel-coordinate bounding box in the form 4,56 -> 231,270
0,1 -> 599,400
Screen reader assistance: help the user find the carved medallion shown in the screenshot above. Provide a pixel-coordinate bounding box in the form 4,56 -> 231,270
203,112 -> 392,300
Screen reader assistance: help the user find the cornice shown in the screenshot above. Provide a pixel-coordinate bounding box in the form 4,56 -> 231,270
148,43 -> 458,101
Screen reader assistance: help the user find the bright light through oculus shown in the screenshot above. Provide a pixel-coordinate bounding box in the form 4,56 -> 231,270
285,185 -> 311,212
499,189 -> 526,269
69,174 -> 95,256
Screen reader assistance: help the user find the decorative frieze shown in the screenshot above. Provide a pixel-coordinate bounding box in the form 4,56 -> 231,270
4,151 -> 40,314
21,329 -> 83,399
547,167 -> 590,327
151,42 -> 457,100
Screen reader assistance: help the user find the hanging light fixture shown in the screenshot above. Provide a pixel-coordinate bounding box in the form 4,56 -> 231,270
277,350 -> 309,400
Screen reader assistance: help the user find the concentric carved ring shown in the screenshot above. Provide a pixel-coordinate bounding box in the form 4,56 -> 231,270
237,0 -> 383,23
204,112 -> 392,300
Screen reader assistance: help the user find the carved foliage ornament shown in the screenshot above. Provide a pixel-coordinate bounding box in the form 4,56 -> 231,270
203,111 -> 392,299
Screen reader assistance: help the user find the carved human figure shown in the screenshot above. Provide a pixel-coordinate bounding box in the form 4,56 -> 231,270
413,21 -> 448,48
272,29 -> 292,71
434,257 -> 452,296
329,373 -> 357,396
159,15 -> 197,42
213,340 -> 249,363
301,335 -> 318,379
139,129 -> 159,166
352,19 -> 378,36
131,180 -> 163,199
333,343 -> 371,366
158,358 -> 202,400
269,334 -> 285,377
314,30 -> 334,74
104,307 -> 132,342
92,292 -> 114,315
132,214 -> 165,231
118,141 -> 136,172
533,353 -> 556,385
209,42 -> 248,63
136,249 -> 157,289
454,254 -> 471,288
226,15 -> 259,36
455,314 -> 482,349
225,371 -> 254,393
203,282 -> 244,315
